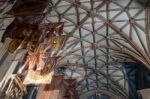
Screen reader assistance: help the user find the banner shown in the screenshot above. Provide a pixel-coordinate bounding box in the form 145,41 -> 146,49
23,70 -> 54,85
6,0 -> 49,16
47,22 -> 64,36
62,79 -> 78,99
40,57 -> 59,75
36,78 -> 78,99
1,18 -> 27,42
23,14 -> 45,25
1,15 -> 44,43
36,75 -> 64,99
8,39 -> 22,53
48,35 -> 67,52
26,29 -> 43,51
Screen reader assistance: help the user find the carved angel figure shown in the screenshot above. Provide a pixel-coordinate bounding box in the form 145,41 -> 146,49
1,14 -> 44,43
20,41 -> 56,72
46,22 -> 64,37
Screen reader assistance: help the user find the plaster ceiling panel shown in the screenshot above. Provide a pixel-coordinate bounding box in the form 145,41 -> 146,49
132,26 -> 147,49
70,50 -> 82,58
97,4 -> 106,12
82,35 -> 93,43
84,48 -> 94,56
96,24 -> 106,33
110,70 -> 123,76
121,24 -> 131,37
97,58 -> 106,65
93,1 -> 103,8
67,41 -> 81,51
98,11 -> 107,18
79,0 -> 90,2
135,10 -> 145,19
79,14 -> 88,22
82,40 -> 92,46
46,16 -> 59,22
94,20 -> 104,29
65,15 -> 77,24
56,0 -> 70,7
64,6 -> 76,14
82,23 -> 93,31
88,83 -> 97,90
95,34 -> 106,44
78,7 -> 87,13
129,0 -> 142,8
113,12 -> 129,21
48,9 -> 57,16
51,0 -> 59,4
97,76 -> 107,84
113,0 -> 131,7
64,26 -> 76,34
80,28 -> 92,36
118,79 -> 126,88
87,77 -> 96,84
130,27 -> 146,51
135,20 -> 145,30
66,66 -> 85,78
109,10 -> 123,20
97,39 -> 107,46
56,5 -> 71,14
83,17 -> 92,24
128,9 -> 143,18
96,48 -> 106,56
79,0 -> 91,8
109,2 -> 122,9
112,21 -> 128,29
87,59 -> 98,65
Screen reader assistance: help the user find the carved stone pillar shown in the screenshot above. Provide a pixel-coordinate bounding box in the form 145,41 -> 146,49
0,50 -> 26,95
0,38 -> 11,65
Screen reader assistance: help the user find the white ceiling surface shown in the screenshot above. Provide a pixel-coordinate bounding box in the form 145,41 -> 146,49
0,0 -> 147,98
48,0 -> 145,96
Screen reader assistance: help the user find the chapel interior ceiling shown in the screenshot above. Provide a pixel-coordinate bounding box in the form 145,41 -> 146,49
0,0 -> 149,98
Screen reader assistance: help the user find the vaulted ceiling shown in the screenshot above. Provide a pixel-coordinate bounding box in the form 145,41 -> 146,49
0,0 -> 149,98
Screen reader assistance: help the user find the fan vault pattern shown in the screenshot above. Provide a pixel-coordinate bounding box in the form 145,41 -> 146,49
0,0 -> 149,99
